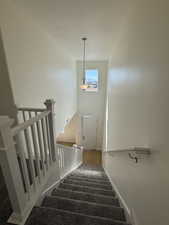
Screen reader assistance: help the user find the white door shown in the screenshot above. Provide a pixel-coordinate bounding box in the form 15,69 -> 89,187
82,115 -> 97,149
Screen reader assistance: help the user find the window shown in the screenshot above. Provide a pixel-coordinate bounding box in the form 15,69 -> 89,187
84,69 -> 99,92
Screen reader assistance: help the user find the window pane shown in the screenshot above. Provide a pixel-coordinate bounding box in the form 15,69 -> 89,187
85,69 -> 99,92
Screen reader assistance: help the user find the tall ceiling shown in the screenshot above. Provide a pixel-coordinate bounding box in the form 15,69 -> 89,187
13,0 -> 133,60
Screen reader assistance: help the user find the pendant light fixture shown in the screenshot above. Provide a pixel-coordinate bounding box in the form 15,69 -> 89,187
80,37 -> 88,90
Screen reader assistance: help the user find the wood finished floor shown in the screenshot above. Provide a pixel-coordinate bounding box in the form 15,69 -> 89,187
83,150 -> 102,166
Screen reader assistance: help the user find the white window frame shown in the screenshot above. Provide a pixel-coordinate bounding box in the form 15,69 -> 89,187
83,68 -> 100,93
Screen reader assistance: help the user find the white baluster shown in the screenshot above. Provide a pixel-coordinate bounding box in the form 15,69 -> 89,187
44,99 -> 56,161
41,117 -> 49,170
36,116 -> 46,176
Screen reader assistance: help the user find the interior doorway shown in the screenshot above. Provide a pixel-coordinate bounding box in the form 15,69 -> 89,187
82,115 -> 97,149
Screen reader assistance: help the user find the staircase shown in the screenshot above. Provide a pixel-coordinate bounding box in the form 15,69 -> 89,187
0,100 -> 83,225
25,164 -> 130,225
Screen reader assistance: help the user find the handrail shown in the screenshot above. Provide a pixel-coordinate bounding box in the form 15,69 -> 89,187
104,147 -> 151,155
73,144 -> 84,150
104,147 -> 151,163
18,107 -> 46,112
12,110 -> 50,136
56,143 -> 75,151
56,143 -> 83,151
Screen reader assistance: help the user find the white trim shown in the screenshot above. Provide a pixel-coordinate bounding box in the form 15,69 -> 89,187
41,179 -> 60,196
35,161 -> 82,207
42,161 -> 82,196
130,208 -> 139,225
103,165 -> 132,224
60,161 -> 82,180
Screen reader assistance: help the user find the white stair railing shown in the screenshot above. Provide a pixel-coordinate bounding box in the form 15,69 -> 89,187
57,144 -> 83,179
0,99 -> 59,225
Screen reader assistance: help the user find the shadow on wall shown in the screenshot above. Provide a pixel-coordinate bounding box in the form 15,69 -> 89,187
0,29 -> 17,122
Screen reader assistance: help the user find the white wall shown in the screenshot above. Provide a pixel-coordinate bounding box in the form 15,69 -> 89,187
103,1 -> 169,225
0,0 -> 77,136
77,60 -> 107,150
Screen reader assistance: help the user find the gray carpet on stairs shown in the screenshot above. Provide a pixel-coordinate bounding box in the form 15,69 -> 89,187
25,164 -> 131,225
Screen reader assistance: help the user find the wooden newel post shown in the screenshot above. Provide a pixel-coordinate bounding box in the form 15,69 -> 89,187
44,99 -> 56,161
0,116 -> 27,224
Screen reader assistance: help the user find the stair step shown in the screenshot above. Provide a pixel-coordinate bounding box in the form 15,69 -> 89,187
63,178 -> 112,190
59,182 -> 116,197
25,206 -> 130,225
52,188 -> 120,206
74,165 -> 105,174
67,175 -> 111,184
42,196 -> 125,221
68,173 -> 109,182
66,174 -> 109,182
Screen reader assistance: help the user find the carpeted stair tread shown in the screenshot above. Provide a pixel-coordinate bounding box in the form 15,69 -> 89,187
73,169 -> 107,175
25,206 -> 130,225
73,166 -> 105,174
68,176 -> 110,184
69,173 -> 109,181
72,172 -> 107,178
70,167 -> 108,177
42,196 -> 125,221
59,182 -> 116,196
66,175 -> 111,185
63,178 -> 112,190
76,164 -> 105,171
52,188 -> 120,206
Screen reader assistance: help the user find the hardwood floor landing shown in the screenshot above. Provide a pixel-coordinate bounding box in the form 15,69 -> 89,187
83,150 -> 102,166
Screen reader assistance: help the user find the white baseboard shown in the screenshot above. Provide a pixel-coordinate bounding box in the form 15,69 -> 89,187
60,161 -> 82,180
103,166 -> 132,224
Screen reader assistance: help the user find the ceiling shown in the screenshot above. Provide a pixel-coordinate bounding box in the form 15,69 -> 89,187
13,0 -> 132,60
